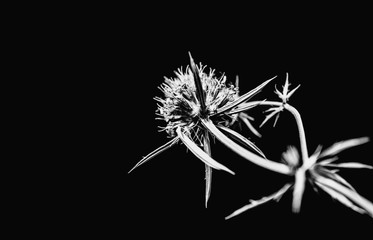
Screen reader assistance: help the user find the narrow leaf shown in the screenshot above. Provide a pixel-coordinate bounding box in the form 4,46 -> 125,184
218,125 -> 266,159
273,112 -> 281,127
235,75 -> 240,96
315,181 -> 367,215
188,52 -> 206,111
213,76 -> 276,116
314,175 -> 373,217
315,166 -> 356,192
205,164 -> 212,208
325,169 -> 357,192
319,137 -> 370,158
287,84 -> 301,99
203,131 -> 213,208
225,184 -> 292,219
128,137 -> 179,173
324,162 -> 373,169
227,100 -> 266,115
202,119 -> 292,175
318,157 -> 339,166
259,107 -> 282,128
306,145 -> 323,169
274,85 -> 284,99
283,72 -> 290,96
239,113 -> 262,138
176,127 -> 235,175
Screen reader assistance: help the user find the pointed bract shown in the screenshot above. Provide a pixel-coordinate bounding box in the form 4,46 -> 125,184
203,131 -> 213,208
324,162 -> 373,169
202,119 -> 292,175
239,113 -> 262,138
225,184 -> 292,219
319,137 -> 370,158
128,137 -> 179,173
176,127 -> 235,175
218,125 -> 266,158
213,76 -> 276,115
315,181 -> 367,215
188,52 -> 206,111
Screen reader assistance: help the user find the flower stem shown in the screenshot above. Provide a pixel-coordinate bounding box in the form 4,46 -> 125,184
252,101 -> 309,165
202,119 -> 292,175
283,104 -> 309,164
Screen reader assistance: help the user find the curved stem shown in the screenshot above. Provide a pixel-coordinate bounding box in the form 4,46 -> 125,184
284,104 -> 309,164
250,101 -> 309,164
202,119 -> 292,175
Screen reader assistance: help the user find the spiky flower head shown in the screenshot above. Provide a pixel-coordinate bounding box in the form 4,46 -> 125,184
155,54 -> 239,139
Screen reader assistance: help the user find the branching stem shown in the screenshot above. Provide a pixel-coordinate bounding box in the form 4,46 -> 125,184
252,101 -> 309,164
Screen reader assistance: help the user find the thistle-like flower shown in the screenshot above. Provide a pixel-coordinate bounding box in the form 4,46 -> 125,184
226,138 -> 373,219
129,53 -> 280,206
225,76 -> 373,219
260,73 -> 300,128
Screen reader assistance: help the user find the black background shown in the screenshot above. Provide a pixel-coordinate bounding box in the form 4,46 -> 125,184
32,4 -> 373,238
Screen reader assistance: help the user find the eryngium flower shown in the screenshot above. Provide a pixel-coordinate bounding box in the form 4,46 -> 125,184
129,52 -> 278,206
226,138 -> 373,219
155,61 -> 238,140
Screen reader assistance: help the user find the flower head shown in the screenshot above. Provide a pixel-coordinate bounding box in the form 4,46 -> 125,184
155,56 -> 239,140
260,73 -> 300,128
129,53 -> 276,207
226,137 -> 373,219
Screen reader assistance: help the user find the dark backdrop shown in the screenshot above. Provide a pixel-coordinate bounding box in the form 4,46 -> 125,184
56,5 -> 373,238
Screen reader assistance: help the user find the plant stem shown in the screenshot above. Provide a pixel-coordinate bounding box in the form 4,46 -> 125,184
283,104 -> 309,164
251,101 -> 309,164
202,119 -> 292,175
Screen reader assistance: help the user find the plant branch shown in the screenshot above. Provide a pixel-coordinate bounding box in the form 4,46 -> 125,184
202,119 -> 292,175
283,104 -> 309,164
249,101 -> 309,165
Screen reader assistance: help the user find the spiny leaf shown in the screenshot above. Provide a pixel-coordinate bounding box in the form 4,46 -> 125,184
204,164 -> 212,208
287,84 -> 301,100
218,125 -> 266,159
259,107 -> 283,128
318,157 -> 339,166
239,113 -> 262,138
235,75 -> 240,96
213,76 -> 276,116
203,131 -> 213,208
202,119 -> 292,175
315,181 -> 367,215
323,168 -> 357,192
188,52 -> 206,111
324,162 -> 373,169
128,137 -> 179,173
314,166 -> 356,192
314,175 -> 373,217
275,73 -> 300,103
319,137 -> 370,158
176,127 -> 235,175
225,184 -> 292,219
228,100 -> 266,115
